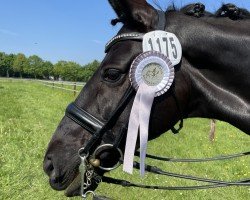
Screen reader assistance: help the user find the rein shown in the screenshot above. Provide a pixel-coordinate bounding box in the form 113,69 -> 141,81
101,152 -> 250,191
136,150 -> 250,162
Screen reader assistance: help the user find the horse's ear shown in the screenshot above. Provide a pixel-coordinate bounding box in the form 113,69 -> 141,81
108,0 -> 158,31
108,0 -> 124,18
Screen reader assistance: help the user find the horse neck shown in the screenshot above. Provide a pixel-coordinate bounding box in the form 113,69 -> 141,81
165,12 -> 250,133
165,11 -> 250,68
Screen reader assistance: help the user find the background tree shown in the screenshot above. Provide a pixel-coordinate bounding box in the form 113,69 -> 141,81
27,55 -> 44,79
41,61 -> 53,79
53,61 -> 67,80
63,61 -> 82,81
0,52 -> 7,76
13,53 -> 28,78
5,54 -> 15,77
0,52 -> 15,77
0,51 -> 100,81
53,61 -> 83,81
79,60 -> 99,81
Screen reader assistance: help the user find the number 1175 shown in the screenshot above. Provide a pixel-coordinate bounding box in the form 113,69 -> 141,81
148,37 -> 177,59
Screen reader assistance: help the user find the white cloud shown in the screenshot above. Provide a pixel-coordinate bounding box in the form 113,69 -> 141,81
92,40 -> 103,44
0,29 -> 18,36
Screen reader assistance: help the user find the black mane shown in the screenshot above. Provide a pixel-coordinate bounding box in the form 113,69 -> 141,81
111,2 -> 250,26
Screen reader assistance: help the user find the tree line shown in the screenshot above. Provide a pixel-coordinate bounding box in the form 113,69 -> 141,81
0,52 -> 100,82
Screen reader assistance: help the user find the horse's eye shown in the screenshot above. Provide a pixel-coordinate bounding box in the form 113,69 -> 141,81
103,69 -> 121,82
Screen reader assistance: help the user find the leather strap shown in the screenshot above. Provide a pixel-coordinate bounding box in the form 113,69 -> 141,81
77,86 -> 135,156
157,10 -> 166,30
105,33 -> 143,53
66,103 -> 104,135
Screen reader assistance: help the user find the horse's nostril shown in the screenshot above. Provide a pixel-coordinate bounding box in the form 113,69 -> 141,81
50,171 -> 59,183
43,154 -> 68,190
49,169 -> 68,191
44,155 -> 55,176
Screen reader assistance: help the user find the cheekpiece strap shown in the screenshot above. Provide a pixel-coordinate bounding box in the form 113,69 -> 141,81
157,10 -> 166,31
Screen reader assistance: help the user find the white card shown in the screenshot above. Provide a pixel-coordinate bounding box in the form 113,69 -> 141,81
143,31 -> 182,66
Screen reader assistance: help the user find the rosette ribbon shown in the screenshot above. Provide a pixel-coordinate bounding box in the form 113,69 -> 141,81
123,83 -> 156,176
123,51 -> 175,176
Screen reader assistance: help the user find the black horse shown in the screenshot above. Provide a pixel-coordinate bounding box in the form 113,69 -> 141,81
43,0 -> 250,197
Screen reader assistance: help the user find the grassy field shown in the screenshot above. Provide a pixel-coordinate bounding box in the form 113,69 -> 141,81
0,78 -> 249,200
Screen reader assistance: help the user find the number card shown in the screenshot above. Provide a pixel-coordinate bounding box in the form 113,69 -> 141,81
143,31 -> 182,66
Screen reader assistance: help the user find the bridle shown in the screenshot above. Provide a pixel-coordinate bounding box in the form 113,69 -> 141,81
66,9 -> 183,158
64,10 -> 249,199
66,10 -> 170,169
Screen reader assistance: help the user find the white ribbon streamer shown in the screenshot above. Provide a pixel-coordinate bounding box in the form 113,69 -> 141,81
124,51 -> 175,176
123,83 -> 157,176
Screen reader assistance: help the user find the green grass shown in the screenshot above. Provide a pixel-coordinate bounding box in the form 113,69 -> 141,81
0,78 -> 249,200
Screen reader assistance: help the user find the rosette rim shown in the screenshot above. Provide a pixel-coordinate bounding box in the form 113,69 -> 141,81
129,51 -> 175,97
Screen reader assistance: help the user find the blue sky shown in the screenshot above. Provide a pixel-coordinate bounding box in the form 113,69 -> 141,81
0,0 -> 249,65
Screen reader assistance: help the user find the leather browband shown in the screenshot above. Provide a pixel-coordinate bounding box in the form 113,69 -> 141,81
105,33 -> 143,53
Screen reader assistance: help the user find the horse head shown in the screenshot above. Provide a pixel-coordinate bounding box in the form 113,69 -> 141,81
43,0 -> 190,196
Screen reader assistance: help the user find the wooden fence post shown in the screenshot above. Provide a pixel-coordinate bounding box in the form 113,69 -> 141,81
73,83 -> 76,96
